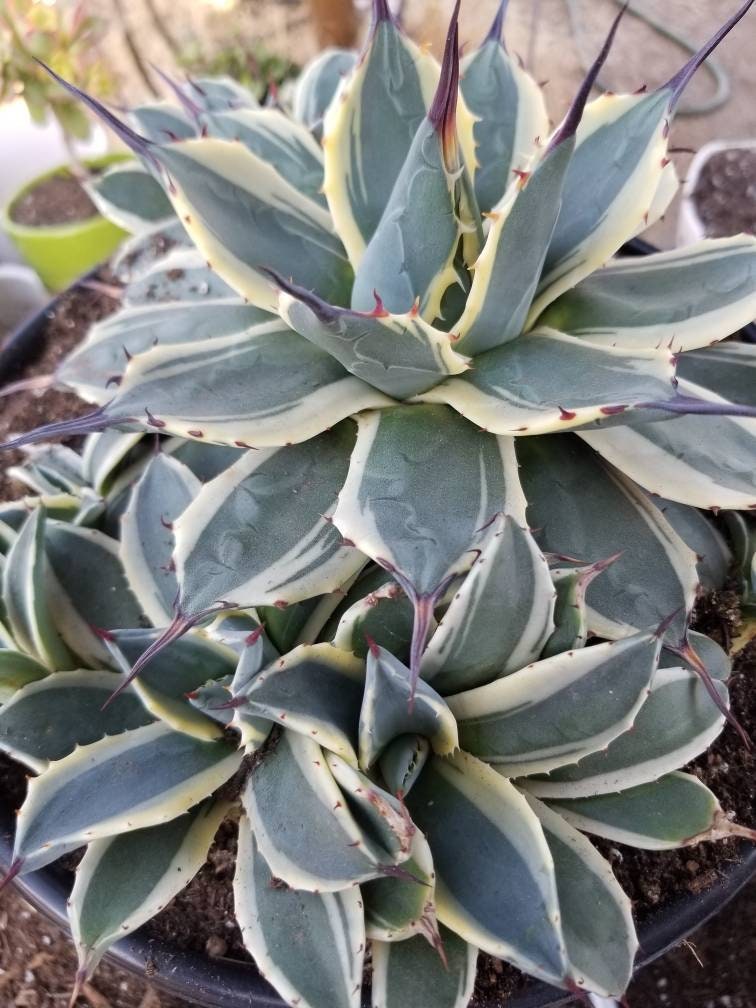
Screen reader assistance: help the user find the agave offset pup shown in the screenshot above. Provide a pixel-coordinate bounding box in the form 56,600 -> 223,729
0,0 -> 755,1004
0,432 -> 754,1008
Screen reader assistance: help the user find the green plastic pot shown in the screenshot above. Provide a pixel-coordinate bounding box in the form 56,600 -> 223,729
1,154 -> 128,292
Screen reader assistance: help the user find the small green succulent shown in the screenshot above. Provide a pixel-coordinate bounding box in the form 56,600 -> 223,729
0,433 -> 754,1008
1,0 -> 756,1004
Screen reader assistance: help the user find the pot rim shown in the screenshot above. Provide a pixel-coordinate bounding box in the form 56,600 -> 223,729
1,153 -> 129,240
0,808 -> 754,1008
0,237 -> 755,1007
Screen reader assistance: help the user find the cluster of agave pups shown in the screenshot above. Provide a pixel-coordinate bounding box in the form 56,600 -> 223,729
1,0 -> 756,1005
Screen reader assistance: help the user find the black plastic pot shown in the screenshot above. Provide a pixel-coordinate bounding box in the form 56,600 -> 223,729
0,807 -> 754,1008
1,241 -> 755,1007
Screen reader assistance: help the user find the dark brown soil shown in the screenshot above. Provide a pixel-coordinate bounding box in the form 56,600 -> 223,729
692,148 -> 756,239
0,885 -> 186,1008
0,274 -> 121,501
9,171 -> 99,228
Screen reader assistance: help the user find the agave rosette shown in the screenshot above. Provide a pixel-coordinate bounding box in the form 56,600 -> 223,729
0,436 -> 753,1007
1,0 -> 756,1004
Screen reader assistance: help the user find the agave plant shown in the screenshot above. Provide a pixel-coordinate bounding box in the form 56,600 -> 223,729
8,0 -> 755,698
0,432 -> 754,1008
1,0 -> 756,1003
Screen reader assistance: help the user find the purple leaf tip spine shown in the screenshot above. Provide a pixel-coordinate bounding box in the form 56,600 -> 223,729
428,0 -> 461,164
547,3 -> 627,153
663,0 -> 756,113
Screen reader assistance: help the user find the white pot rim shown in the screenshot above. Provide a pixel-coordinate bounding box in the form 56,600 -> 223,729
677,139 -> 756,246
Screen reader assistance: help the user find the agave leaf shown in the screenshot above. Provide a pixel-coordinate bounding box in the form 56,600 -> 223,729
123,247 -> 236,306
537,236 -> 756,351
2,509 -> 73,669
459,3 -> 548,214
183,76 -> 258,113
652,498 -> 730,591
120,454 -> 201,625
406,750 -> 567,984
447,630 -> 659,776
94,323 -> 391,447
529,91 -> 671,321
378,734 -> 430,798
333,581 -> 415,662
524,665 -> 727,799
229,625 -> 269,693
130,101 -> 196,143
359,644 -> 457,771
240,643 -> 364,764
333,405 -> 526,689
82,431 -> 145,496
322,9 -> 439,266
371,925 -> 477,1008
12,722 -> 242,874
44,523 -> 146,667
630,161 -> 677,245
11,444 -> 84,495
111,219 -> 191,283
208,108 -> 326,206
109,629 -> 235,742
257,598 -> 325,654
350,8 -> 478,321
152,139 -> 352,311
524,794 -> 637,997
531,0 -> 756,320
58,299 -> 267,403
675,341 -> 756,405
278,281 -> 470,400
0,670 -> 152,773
165,438 -> 245,483
422,514 -> 555,693
547,771 -> 756,850
235,817 -> 365,1008
0,650 -> 49,704
363,826 -> 437,942
419,328 -> 676,435
243,729 -> 409,891
452,2 -> 628,357
86,161 -> 175,233
518,435 -> 698,643
541,557 -> 618,658
580,377 -> 756,510
175,425 -> 364,618
453,140 -> 574,355
293,47 -> 358,136
324,753 -> 414,862
70,798 -> 228,984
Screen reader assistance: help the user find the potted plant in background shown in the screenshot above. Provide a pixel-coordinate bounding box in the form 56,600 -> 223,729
0,1 -> 756,1006
678,139 -> 756,245
0,0 -> 127,291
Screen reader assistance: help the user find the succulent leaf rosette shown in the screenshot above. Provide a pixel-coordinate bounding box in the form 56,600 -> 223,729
1,1 -> 756,1006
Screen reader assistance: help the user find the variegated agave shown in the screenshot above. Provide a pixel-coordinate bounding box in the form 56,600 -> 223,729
1,0 -> 756,1004
0,434 -> 754,1008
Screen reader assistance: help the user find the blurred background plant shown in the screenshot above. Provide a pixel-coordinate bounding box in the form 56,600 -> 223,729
178,38 -> 299,101
0,0 -> 116,158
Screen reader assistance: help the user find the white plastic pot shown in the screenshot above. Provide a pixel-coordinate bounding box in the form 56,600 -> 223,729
677,138 -> 756,246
